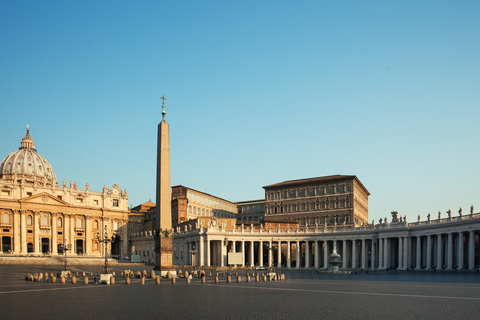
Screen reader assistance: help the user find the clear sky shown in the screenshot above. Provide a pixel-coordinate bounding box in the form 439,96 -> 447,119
1,1 -> 479,223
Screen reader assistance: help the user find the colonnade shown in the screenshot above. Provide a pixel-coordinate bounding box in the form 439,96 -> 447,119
174,217 -> 480,271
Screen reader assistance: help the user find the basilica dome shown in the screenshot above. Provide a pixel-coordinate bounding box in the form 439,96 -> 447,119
0,128 -> 57,187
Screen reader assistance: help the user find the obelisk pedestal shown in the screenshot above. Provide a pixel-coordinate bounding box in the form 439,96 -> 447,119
153,98 -> 176,276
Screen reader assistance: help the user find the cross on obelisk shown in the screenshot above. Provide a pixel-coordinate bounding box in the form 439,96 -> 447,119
154,94 -> 175,276
160,95 -> 167,120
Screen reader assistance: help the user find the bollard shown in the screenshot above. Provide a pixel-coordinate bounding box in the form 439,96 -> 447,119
76,272 -> 79,277
82,272 -> 86,277
141,277 -> 145,285
215,276 -> 218,283
142,270 -> 147,277
247,275 -> 250,282
125,277 -> 130,285
256,275 -> 259,282
50,273 -> 54,279
263,275 -> 267,282
184,271 -> 189,278
172,278 -> 176,284
71,276 -> 76,284
29,274 -> 33,282
227,276 -> 231,283
110,277 -> 115,285
150,270 -> 156,279
156,276 -> 160,284
201,277 -> 205,284
186,277 -> 191,284
121,272 -> 124,277
237,276 -> 241,283
112,271 -> 115,276
44,275 -> 48,282
52,276 -> 56,283
45,272 -> 49,279
84,277 -> 88,284
90,272 -> 93,276
61,276 -> 65,284
209,272 -> 212,276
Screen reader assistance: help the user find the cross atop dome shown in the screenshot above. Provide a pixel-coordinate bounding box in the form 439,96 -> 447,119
20,125 -> 36,151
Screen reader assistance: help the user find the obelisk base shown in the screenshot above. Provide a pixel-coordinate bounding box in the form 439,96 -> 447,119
153,237 -> 177,277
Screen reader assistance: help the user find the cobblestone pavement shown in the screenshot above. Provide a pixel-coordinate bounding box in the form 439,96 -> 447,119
2,265 -> 480,320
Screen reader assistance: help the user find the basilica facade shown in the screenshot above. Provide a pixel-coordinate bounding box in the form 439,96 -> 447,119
0,128 -> 129,257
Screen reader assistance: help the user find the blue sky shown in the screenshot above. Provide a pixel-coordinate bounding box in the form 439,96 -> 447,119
1,1 -> 479,223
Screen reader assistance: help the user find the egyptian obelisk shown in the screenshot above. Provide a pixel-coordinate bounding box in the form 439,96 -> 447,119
154,95 -> 175,275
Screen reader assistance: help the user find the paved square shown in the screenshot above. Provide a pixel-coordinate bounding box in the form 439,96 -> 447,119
2,265 -> 480,319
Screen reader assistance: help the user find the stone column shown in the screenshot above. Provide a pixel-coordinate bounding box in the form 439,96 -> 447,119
51,214 -> 57,256
378,238 -> 383,269
447,233 -> 453,270
70,215 -> 75,255
437,234 -> 443,269
342,240 -> 347,268
352,240 -> 356,269
277,241 -> 281,267
371,239 -> 376,269
361,239 -> 366,269
426,235 -> 432,269
268,240 -> 272,267
314,240 -> 319,268
398,237 -> 403,270
84,216 -> 90,255
20,210 -> 27,254
404,237 -> 409,269
206,238 -> 211,267
296,241 -> 300,268
259,241 -> 263,267
286,241 -> 291,268
383,238 -> 388,269
469,231 -> 475,270
305,241 -> 310,268
33,211 -> 39,253
416,236 -> 422,270
12,210 -> 20,253
249,241 -> 254,267
199,236 -> 204,267
220,240 -> 225,267
241,240 -> 245,267
458,232 -> 464,270
323,241 -> 328,268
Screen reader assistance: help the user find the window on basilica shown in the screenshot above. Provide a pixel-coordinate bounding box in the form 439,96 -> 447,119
2,213 -> 9,224
27,215 -> 32,225
41,215 -> 48,226
57,218 -> 62,227
113,199 -> 119,207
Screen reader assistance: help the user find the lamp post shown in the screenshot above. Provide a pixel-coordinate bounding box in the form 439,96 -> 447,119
97,225 -> 116,274
58,239 -> 72,272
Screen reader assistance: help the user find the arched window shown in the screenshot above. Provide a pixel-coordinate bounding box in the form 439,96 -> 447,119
57,218 -> 62,227
41,215 -> 48,226
94,220 -> 99,230
2,213 -> 9,224
113,221 -> 118,230
76,218 -> 82,228
27,215 -> 32,225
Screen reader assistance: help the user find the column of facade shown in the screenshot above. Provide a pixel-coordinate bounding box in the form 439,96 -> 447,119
314,240 -> 319,268
241,240 -> 245,267
277,241 -> 281,267
426,235 -> 432,269
206,238 -> 211,266
447,233 -> 453,270
378,238 -> 384,269
20,210 -> 27,254
342,240 -> 347,268
383,238 -> 388,268
361,239 -> 366,269
398,237 -> 403,270
352,240 -> 357,269
372,239 -> 376,269
323,241 -> 328,268
12,210 -> 20,253
268,240 -> 272,267
70,215 -> 75,255
436,234 -> 443,269
33,211 -> 39,253
416,236 -> 422,270
51,214 -> 57,255
84,216 -> 91,255
199,236 -> 204,267
286,241 -> 291,268
250,241 -> 254,267
220,240 -> 225,267
469,231 -> 475,270
259,241 -> 263,267
296,241 -> 300,268
458,232 -> 464,270
305,241 -> 310,268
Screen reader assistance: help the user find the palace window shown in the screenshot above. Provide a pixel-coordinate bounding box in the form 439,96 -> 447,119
325,202 -> 329,209
335,201 -> 339,209
346,185 -> 350,192
345,200 -> 350,207
335,186 -> 340,193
